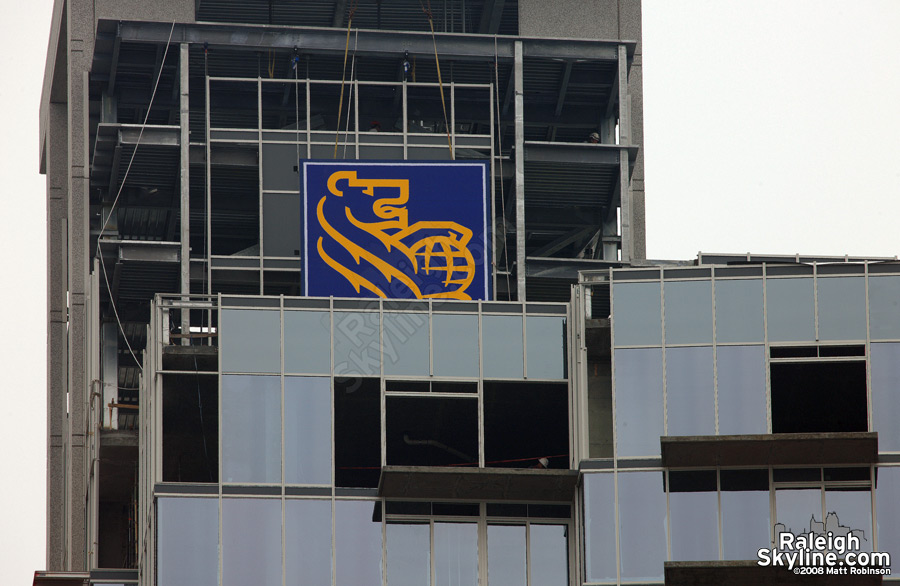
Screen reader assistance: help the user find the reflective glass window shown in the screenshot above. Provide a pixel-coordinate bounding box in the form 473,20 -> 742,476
715,279 -> 764,343
720,469 -> 770,560
870,343 -> 900,452
335,500 -> 383,586
665,346 -> 715,436
825,487 -> 871,552
766,278 -> 815,342
530,525 -> 568,586
221,375 -> 281,483
868,276 -> 900,340
817,277 -> 866,340
222,498 -> 282,586
611,281 -> 662,347
434,522 -> 478,586
775,488 -> 821,545
432,313 -> 479,377
716,345 -> 767,435
333,311 -> 381,376
157,497 -> 218,586
286,499 -> 332,586
262,142 -> 301,191
284,310 -> 331,374
669,471 -> 718,561
383,312 -> 430,376
487,524 -> 526,586
664,280 -> 713,344
583,473 -> 616,582
263,192 -> 301,257
387,523 -> 431,586
221,309 -> 281,373
876,467 -> 900,564
482,315 -> 524,378
526,316 -> 567,380
285,376 -> 331,485
618,471 -> 667,582
614,348 -> 663,457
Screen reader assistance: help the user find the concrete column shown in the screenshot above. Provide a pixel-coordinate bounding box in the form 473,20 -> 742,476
619,0 -> 645,260
617,45 -> 632,264
46,101 -> 68,571
513,41 -> 525,301
66,0 -> 95,570
180,44 -> 191,342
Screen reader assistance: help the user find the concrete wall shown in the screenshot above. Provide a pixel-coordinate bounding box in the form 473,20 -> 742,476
94,0 -> 194,23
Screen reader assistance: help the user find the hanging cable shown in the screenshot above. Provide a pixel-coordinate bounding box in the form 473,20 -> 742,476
333,0 -> 358,158
342,29 -> 359,159
493,36 -> 512,298
420,0 -> 454,159
96,19 -> 176,372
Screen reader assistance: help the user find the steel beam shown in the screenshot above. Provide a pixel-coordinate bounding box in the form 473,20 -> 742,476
523,141 -> 635,166
553,61 -> 572,117
514,41 -> 525,301
113,20 -> 629,62
477,0 -> 506,34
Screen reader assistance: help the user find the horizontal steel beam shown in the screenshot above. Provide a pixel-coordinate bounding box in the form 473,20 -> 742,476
525,256 -> 621,279
523,142 -> 637,166
113,20 -> 631,62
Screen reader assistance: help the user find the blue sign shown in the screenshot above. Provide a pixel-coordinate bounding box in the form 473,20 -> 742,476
302,160 -> 491,300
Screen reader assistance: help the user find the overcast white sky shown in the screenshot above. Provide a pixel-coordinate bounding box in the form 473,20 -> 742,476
2,1 -> 900,583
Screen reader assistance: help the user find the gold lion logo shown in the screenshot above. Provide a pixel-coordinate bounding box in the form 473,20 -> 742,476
315,170 -> 478,299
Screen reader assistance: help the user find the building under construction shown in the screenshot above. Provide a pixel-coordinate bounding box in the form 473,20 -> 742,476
36,1 -> 899,585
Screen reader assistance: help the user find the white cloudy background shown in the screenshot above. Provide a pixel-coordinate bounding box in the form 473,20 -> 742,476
1,0 -> 900,583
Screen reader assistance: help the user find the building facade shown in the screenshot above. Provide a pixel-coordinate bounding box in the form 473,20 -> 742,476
37,1 -> 898,586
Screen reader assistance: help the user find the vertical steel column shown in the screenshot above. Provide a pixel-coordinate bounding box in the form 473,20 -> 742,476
616,45 -> 632,264
513,41 -> 526,300
179,44 -> 191,344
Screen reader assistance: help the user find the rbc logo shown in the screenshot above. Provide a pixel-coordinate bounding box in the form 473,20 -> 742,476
302,161 -> 491,300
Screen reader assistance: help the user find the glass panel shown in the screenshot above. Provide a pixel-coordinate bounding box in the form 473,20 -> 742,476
526,316 -> 567,380
716,345 -> 767,435
434,522 -> 478,586
335,500 -> 383,586
870,343 -> 900,452
222,498 -> 282,586
618,471 -> 667,582
482,315 -> 524,378
665,346 -> 715,436
221,375 -> 281,483
334,311 -> 381,376
817,277 -> 866,340
668,471 -> 718,561
221,309 -> 281,373
157,497 -> 218,586
286,499 -> 333,586
530,525 -> 568,586
487,525 -> 526,586
432,313 -> 479,377
876,467 -> 900,566
868,275 -> 900,340
775,488 -> 821,547
383,312 -> 430,376
611,281 -> 661,347
825,487 -> 871,552
263,192 -> 301,257
715,279 -> 764,343
664,280 -> 713,344
285,377 -> 332,485
583,474 -> 616,582
614,348 -> 663,458
284,310 -> 331,374
262,142 -> 301,191
766,278 -> 815,342
387,523 -> 431,586
720,469 -> 770,560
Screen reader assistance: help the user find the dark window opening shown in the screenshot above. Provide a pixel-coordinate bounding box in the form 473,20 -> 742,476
669,470 -> 717,493
162,373 -> 219,483
386,380 -> 478,394
98,437 -> 139,568
335,377 -> 381,487
770,361 -> 867,433
386,397 -> 478,467
483,381 -> 569,469
720,469 -> 769,491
